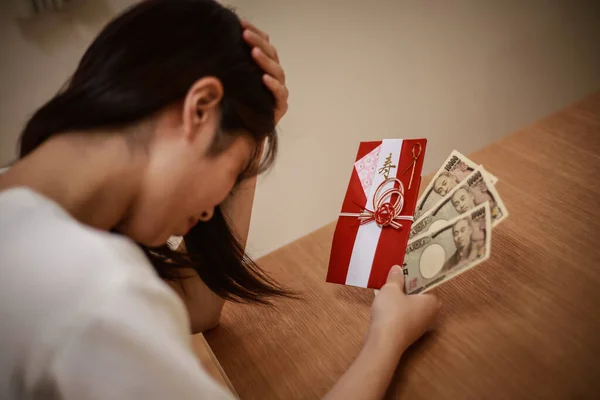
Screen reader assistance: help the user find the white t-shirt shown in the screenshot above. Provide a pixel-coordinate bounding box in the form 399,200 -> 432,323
0,187 -> 232,399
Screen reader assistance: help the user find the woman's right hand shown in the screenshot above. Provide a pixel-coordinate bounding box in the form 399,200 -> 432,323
369,265 -> 441,355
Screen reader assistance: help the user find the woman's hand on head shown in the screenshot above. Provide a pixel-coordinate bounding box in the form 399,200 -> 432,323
242,20 -> 289,124
369,265 -> 441,355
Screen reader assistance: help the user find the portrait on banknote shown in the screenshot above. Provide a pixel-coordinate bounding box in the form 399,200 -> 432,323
432,172 -> 458,197
451,184 -> 496,215
404,202 -> 492,294
442,216 -> 486,273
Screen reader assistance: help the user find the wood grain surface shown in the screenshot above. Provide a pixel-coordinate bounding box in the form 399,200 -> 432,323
205,91 -> 600,399
191,333 -> 238,397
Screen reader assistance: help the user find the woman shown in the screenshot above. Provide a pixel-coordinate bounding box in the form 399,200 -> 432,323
0,0 -> 440,398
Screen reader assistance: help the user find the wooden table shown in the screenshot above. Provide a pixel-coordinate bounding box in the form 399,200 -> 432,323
191,333 -> 238,397
205,91 -> 600,399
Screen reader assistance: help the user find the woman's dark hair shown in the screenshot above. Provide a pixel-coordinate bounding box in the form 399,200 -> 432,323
19,0 -> 290,303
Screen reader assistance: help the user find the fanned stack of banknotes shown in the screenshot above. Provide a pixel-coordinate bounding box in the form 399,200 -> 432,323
402,150 -> 509,294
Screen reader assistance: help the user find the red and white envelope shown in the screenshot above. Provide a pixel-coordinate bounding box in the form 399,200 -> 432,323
326,138 -> 427,289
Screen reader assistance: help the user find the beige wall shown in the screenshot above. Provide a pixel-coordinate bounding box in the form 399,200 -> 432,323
1,0 -> 599,257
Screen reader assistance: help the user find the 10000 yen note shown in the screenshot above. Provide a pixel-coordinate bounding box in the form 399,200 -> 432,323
403,202 -> 492,294
414,150 -> 498,221
410,166 -> 508,238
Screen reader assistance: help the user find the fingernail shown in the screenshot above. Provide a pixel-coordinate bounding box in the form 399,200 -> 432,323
252,47 -> 261,57
390,265 -> 402,274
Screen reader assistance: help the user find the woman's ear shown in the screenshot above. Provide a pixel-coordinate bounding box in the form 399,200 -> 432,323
182,77 -> 224,141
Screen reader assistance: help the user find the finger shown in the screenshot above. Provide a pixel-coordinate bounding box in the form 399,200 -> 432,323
264,77 -> 288,124
422,287 -> 442,309
263,74 -> 289,100
241,20 -> 269,41
244,29 -> 279,62
420,293 -> 442,328
423,292 -> 441,310
253,47 -> 285,84
385,264 -> 405,288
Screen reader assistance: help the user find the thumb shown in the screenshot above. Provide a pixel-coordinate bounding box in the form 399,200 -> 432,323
386,264 -> 405,287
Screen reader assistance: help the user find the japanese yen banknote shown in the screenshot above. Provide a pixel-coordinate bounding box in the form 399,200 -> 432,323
402,151 -> 508,293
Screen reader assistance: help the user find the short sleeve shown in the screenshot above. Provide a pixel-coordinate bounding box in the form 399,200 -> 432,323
38,280 -> 232,400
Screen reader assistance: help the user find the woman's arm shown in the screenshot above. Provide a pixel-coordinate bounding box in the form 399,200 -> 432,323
167,176 -> 258,334
324,334 -> 404,400
166,269 -> 225,334
325,266 -> 441,400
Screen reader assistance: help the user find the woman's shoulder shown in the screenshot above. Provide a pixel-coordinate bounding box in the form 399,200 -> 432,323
0,186 -> 187,337
0,187 -> 152,279
0,189 -> 220,398
0,187 -> 192,380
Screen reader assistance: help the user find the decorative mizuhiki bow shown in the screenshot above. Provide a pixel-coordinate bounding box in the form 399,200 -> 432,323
340,178 -> 413,229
